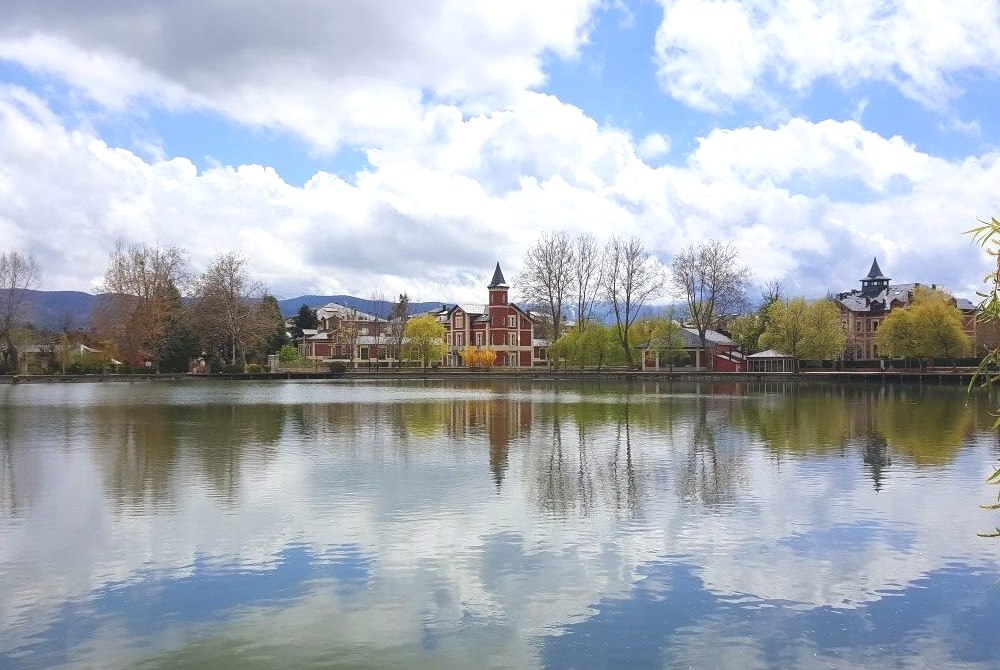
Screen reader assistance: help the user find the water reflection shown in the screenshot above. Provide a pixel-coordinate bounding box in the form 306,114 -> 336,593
1,380 -> 999,669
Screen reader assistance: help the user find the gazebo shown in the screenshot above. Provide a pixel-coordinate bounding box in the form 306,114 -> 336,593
746,349 -> 796,373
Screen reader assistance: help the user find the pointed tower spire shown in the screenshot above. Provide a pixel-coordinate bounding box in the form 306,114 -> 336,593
860,257 -> 891,296
863,257 -> 889,281
488,262 -> 508,288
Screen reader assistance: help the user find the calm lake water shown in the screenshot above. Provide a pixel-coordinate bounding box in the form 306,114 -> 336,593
2,380 -> 1000,669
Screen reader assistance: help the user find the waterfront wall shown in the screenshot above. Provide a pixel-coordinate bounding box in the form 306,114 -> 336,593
0,370 -> 985,385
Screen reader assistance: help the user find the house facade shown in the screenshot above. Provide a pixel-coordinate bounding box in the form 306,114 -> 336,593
301,303 -> 397,365
432,263 -> 544,367
835,258 -> 976,360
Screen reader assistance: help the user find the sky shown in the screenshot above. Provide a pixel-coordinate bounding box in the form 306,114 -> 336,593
0,0 -> 999,304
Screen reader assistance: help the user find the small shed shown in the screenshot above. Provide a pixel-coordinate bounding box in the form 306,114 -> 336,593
746,349 -> 796,373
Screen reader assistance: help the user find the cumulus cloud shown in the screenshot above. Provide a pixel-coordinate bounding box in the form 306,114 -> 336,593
0,85 -> 996,302
654,0 -> 1000,111
0,0 -> 599,150
637,132 -> 672,161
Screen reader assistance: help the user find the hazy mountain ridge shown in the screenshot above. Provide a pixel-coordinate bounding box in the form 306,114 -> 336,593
18,290 -> 447,330
20,290 -> 677,331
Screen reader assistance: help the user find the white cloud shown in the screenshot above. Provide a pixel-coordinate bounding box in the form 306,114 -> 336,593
0,1 -> 599,151
637,132 -> 672,161
947,117 -> 982,137
0,85 -> 996,303
654,0 -> 1000,111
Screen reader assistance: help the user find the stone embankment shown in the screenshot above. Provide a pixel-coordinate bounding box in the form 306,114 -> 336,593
0,370 -> 985,385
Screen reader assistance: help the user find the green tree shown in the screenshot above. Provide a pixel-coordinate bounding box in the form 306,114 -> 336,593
629,314 -> 689,371
580,322 -> 622,370
547,321 -> 621,370
402,314 -> 447,370
278,344 -> 301,364
874,307 -> 920,359
156,294 -> 200,374
876,287 -> 971,361
262,295 -> 289,354
729,281 -> 783,355
291,303 -> 318,339
245,294 -> 288,363
727,313 -> 762,355
760,298 -> 847,371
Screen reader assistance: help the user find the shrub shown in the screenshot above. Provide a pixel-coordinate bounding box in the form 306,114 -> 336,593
278,344 -> 301,364
221,364 -> 244,374
246,363 -> 262,373
329,361 -> 347,374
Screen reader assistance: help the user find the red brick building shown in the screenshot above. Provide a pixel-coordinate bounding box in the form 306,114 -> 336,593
432,263 -> 541,367
835,258 -> 976,360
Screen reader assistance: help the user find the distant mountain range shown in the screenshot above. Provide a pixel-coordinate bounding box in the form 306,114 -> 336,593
18,290 -> 446,330
20,290 -> 676,331
20,290 -> 102,331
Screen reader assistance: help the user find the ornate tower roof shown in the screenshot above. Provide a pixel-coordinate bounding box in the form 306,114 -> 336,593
488,262 -> 508,289
861,257 -> 890,282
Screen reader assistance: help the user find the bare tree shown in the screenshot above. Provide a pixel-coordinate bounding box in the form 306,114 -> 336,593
761,279 -> 783,309
95,241 -> 189,372
369,287 -> 388,369
388,293 -> 410,367
602,236 -> 664,369
194,252 -> 267,367
520,232 -> 574,339
572,233 -> 602,332
671,240 -> 749,370
0,250 -> 40,372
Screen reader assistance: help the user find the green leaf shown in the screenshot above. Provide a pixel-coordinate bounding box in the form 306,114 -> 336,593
987,468 -> 1000,485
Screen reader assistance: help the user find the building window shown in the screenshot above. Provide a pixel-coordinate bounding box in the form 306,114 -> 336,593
475,332 -> 483,346
508,332 -> 517,346
855,346 -> 862,359
455,332 -> 464,347
508,315 -> 517,328
455,315 -> 464,328
855,320 -> 862,333
870,320 -> 880,332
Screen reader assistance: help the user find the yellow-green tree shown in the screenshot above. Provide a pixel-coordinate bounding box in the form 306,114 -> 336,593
875,287 -> 971,360
760,298 -> 847,370
403,315 -> 447,369
874,307 -> 920,358
547,321 -> 622,370
629,315 -> 689,371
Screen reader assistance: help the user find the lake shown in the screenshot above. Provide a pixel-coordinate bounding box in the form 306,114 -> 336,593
2,380 -> 1000,669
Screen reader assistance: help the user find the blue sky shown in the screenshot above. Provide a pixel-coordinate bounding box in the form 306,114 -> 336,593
0,0 -> 998,302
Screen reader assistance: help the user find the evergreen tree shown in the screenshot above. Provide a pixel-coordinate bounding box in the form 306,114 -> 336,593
292,303 -> 319,339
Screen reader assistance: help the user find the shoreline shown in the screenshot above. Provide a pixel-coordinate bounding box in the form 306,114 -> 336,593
0,369 -> 985,385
